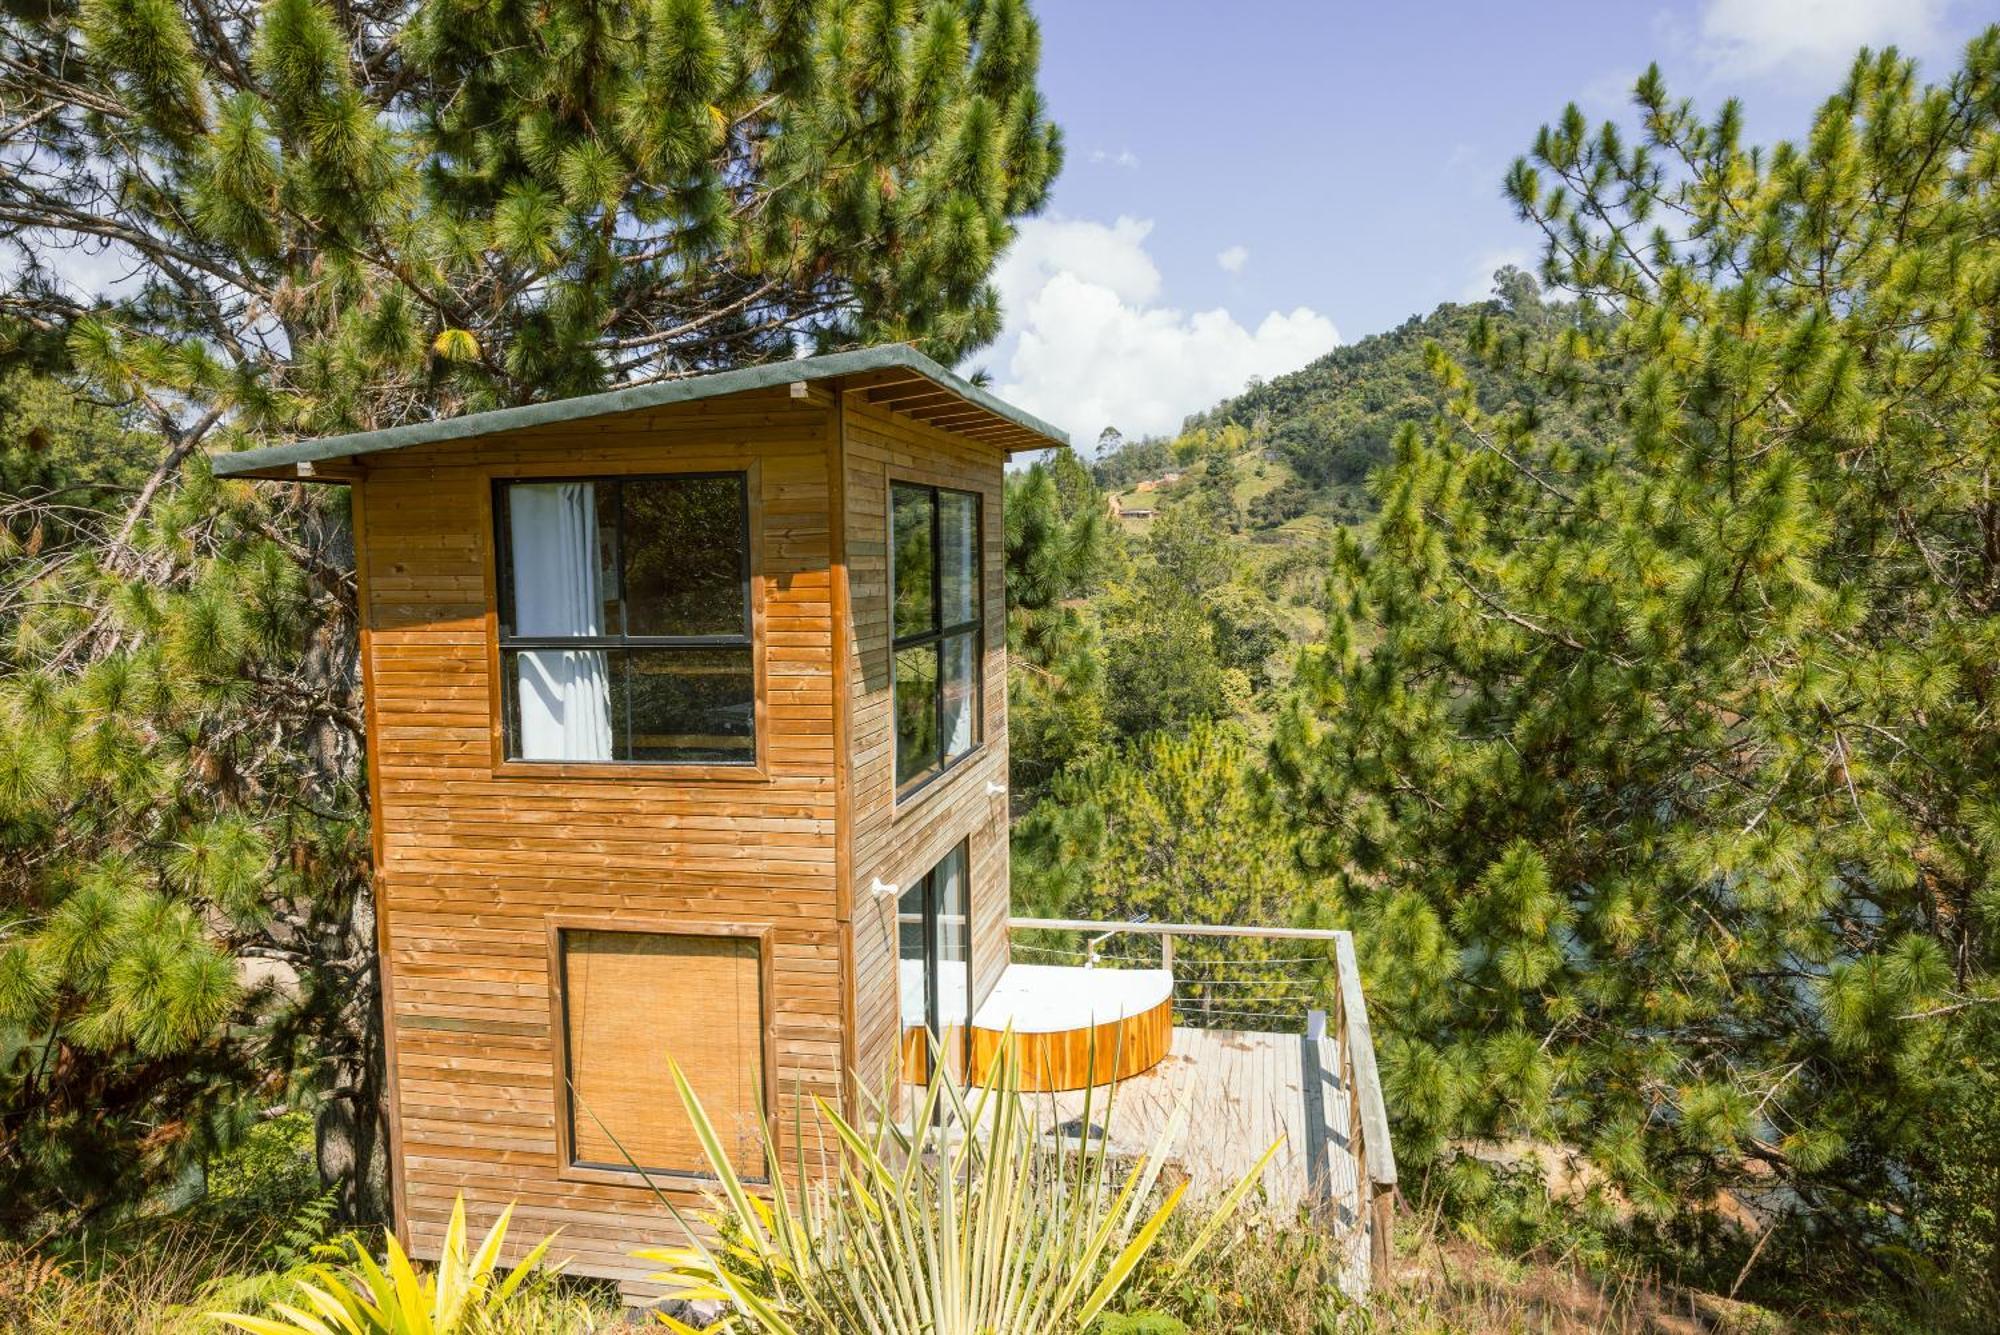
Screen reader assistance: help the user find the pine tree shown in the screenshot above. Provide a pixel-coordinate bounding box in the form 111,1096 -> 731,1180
3,0 -> 1061,430
0,0 -> 1061,1228
1272,32 -> 2000,1301
1004,450 -> 1111,801
1096,500 -> 1255,738
1014,722 -> 1338,1023
0,368 -> 370,1228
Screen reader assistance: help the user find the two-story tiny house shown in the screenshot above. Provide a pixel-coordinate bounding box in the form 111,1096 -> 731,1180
213,347 -> 1069,1293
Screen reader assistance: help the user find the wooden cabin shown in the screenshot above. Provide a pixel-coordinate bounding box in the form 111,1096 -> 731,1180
213,347 -> 1069,1295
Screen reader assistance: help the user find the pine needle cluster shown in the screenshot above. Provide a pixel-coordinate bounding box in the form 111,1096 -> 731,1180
3,0 -> 1061,439
0,373 -> 372,1229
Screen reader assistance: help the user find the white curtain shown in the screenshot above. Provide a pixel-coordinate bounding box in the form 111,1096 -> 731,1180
510,483 -> 613,761
936,848 -> 968,1030
942,636 -> 975,758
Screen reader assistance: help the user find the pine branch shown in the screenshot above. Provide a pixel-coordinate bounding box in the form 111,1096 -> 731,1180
1895,997 -> 1998,1021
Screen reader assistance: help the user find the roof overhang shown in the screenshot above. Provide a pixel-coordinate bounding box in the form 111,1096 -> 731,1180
211,344 -> 1067,481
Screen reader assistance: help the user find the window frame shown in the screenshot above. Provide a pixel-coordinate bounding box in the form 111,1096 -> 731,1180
889,480 -> 984,800
485,466 -> 765,779
898,840 -> 973,1095
545,915 -> 777,1190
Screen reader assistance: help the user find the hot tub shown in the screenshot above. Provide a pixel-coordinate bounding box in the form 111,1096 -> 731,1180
967,963 -> 1174,1091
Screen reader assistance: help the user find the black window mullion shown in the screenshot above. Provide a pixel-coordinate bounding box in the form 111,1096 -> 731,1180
495,482 -> 516,638
970,489 -> 983,748
739,476 -> 753,641
931,490 -> 944,768
930,486 -> 943,635
611,479 -> 628,638
501,634 -> 749,650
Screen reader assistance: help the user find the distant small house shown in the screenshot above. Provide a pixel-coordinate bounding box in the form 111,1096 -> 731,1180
1123,506 -> 1155,520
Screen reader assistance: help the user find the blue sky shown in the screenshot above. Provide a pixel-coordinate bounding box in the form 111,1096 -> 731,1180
984,0 -> 1994,445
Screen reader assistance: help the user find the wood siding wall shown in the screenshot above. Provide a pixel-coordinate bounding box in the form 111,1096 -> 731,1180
353,386 -> 842,1289
839,391 -> 1012,1114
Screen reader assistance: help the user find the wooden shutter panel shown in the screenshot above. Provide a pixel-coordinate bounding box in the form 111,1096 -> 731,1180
561,930 -> 765,1179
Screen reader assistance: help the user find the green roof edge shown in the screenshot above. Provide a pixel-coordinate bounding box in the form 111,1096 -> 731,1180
211,344 -> 1067,477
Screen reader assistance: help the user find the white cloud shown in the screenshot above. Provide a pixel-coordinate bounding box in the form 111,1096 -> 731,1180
1690,0 -> 1953,81
1088,147 -> 1141,170
994,215 -> 1164,313
5,234 -> 145,302
989,216 -> 1339,444
1216,244 -> 1249,275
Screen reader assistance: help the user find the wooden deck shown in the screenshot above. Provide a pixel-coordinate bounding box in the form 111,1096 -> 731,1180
1027,1025 -> 1372,1293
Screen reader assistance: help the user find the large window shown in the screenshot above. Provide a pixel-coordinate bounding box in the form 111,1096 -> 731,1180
557,928 -> 766,1181
892,482 -> 981,790
495,474 -> 753,765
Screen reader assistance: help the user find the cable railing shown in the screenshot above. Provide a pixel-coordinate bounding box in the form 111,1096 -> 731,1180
1007,915 -> 1398,1279
1006,916 -> 1342,1033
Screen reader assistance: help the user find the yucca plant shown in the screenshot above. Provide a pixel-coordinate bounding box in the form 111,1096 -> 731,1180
637,1046 -> 1278,1334
212,1195 -> 557,1335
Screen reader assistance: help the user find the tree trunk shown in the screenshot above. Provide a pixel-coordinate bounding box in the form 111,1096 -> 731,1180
316,885 -> 393,1226
298,494 -> 393,1226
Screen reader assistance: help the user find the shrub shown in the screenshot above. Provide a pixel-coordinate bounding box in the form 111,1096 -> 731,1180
638,1050 -> 1277,1333
212,1195 -> 557,1335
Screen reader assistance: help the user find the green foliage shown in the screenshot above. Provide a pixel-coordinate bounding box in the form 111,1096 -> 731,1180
1005,451 -> 1114,802
1112,1205 -> 1362,1334
1093,1312 -> 1188,1334
7,0 -> 1062,431
1095,499 -> 1288,738
1090,436 -> 1176,493
213,1195 -> 557,1335
1064,286 -> 1590,775
200,1110 -> 336,1268
1270,31 -> 2000,1313
637,1050 -> 1274,1334
1014,723 -> 1338,1018
0,377 -> 372,1230
0,371 -> 152,501
1899,1007 -> 2000,1320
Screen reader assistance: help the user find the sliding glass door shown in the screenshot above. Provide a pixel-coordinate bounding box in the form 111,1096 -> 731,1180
898,842 -> 970,1087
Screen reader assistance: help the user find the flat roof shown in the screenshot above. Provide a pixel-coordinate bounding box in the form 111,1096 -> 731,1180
210,344 -> 1066,480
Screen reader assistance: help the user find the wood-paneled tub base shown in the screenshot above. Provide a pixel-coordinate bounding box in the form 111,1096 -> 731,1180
953,963 -> 1174,1092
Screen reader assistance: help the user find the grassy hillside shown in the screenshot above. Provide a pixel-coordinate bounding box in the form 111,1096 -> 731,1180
1101,276 -> 1586,531
1075,277 -> 1597,687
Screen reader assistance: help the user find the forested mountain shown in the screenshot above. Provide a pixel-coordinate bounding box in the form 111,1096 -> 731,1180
1097,267 -> 1596,537
1018,271 -> 1598,761
1007,272 -> 1591,924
